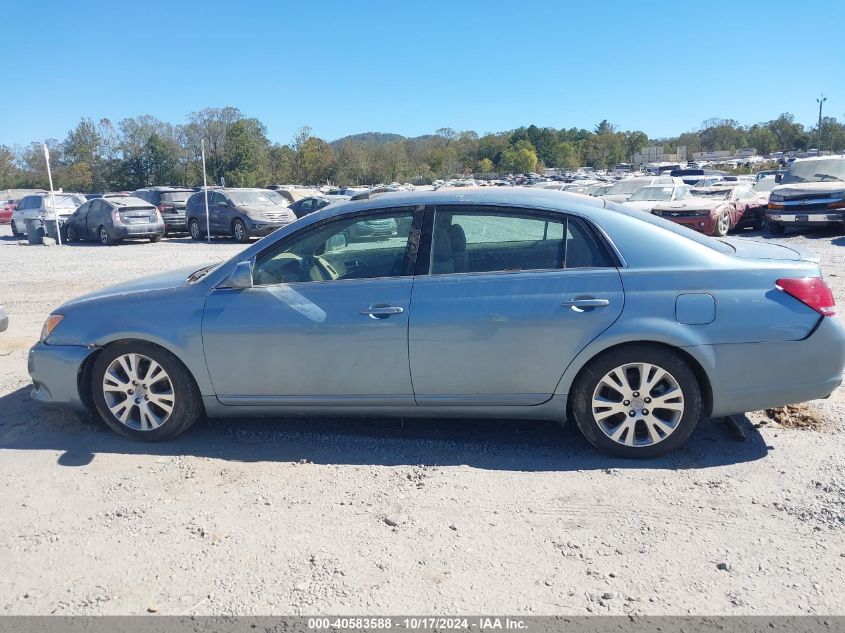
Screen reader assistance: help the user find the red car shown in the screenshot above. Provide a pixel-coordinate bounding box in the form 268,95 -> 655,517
0,200 -> 16,224
651,184 -> 769,236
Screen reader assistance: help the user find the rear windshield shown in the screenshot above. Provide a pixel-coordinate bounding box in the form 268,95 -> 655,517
160,192 -> 191,203
605,201 -> 735,254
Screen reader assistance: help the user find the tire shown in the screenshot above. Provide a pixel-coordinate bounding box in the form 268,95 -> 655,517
90,341 -> 203,441
232,219 -> 249,243
65,224 -> 78,242
189,218 -> 203,241
714,209 -> 730,237
99,225 -> 114,246
10,220 -> 20,237
764,218 -> 785,236
149,234 -> 162,243
570,345 -> 702,459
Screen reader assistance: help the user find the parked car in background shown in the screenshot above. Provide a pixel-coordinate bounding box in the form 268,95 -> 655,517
765,156 -> 845,235
10,193 -> 86,237
600,176 -> 682,203
29,189 -> 845,459
622,184 -> 693,213
585,183 -> 613,197
63,196 -> 164,245
133,187 -> 194,234
185,188 -> 297,243
752,176 -> 778,196
271,188 -> 321,204
1,199 -> 15,224
653,184 -> 767,236
288,195 -> 350,218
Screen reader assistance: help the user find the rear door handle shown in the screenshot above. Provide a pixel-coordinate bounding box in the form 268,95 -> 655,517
360,305 -> 405,319
562,298 -> 610,309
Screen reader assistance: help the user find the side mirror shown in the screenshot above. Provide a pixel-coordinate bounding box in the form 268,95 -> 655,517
227,260 -> 254,289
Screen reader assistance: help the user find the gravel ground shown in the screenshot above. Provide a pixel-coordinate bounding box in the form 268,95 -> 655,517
0,224 -> 843,616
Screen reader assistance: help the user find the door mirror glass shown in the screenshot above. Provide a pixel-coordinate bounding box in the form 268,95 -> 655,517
227,260 -> 254,289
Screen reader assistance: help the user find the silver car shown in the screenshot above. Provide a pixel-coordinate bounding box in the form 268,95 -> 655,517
28,189 -> 845,458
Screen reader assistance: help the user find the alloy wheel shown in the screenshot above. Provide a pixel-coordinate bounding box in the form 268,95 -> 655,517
234,221 -> 245,242
102,353 -> 175,431
99,227 -> 109,244
718,212 -> 730,236
190,220 -> 200,239
590,362 -> 685,447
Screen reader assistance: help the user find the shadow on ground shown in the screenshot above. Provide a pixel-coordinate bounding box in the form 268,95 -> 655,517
0,386 -> 770,472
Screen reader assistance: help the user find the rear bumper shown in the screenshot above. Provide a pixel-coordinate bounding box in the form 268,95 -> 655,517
112,222 -> 166,239
28,343 -> 94,412
162,213 -> 187,231
703,317 -> 845,416
765,211 -> 845,225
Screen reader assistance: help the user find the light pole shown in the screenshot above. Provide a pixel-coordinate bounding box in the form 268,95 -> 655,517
817,94 -> 826,154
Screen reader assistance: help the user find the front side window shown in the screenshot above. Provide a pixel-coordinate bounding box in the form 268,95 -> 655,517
253,208 -> 416,286
429,208 -> 612,275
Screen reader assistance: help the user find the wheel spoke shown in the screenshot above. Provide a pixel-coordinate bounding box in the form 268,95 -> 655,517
609,419 -> 635,445
103,353 -> 176,431
651,388 -> 684,411
144,360 -> 164,383
640,364 -> 666,396
108,399 -> 132,423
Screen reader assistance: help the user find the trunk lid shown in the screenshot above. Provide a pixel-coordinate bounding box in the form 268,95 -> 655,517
721,238 -> 820,263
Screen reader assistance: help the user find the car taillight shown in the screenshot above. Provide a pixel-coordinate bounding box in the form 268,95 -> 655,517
112,209 -> 121,224
776,277 -> 836,316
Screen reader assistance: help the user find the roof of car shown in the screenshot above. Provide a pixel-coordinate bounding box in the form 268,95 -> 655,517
136,186 -> 194,191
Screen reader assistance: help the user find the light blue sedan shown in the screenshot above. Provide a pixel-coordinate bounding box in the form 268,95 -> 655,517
28,189 -> 845,458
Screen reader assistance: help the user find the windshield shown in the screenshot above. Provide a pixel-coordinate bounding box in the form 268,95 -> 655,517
753,178 -> 777,193
606,179 -> 650,195
228,190 -> 284,206
781,158 -> 845,184
161,192 -> 191,203
628,186 -> 675,202
46,194 -> 84,208
692,188 -> 731,200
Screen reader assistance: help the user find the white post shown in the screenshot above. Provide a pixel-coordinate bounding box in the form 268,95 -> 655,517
201,139 -> 210,244
43,144 -> 61,246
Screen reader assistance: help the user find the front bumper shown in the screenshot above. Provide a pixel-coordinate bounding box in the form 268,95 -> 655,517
766,210 -> 845,225
28,343 -> 94,412
245,220 -> 290,237
658,214 -> 716,234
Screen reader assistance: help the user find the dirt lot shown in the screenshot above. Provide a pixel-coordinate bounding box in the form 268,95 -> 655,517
0,224 -> 843,616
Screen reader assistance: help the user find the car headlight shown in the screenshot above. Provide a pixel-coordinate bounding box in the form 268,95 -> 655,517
768,193 -> 783,204
40,314 -> 64,342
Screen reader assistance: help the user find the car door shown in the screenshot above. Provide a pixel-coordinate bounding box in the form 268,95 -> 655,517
71,202 -> 90,238
86,200 -> 105,236
202,205 -> 423,404
408,205 -> 624,406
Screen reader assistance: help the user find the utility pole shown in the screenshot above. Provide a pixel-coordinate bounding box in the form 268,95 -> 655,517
817,94 -> 826,154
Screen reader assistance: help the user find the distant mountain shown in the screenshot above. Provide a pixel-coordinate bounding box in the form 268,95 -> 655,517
331,132 -> 406,148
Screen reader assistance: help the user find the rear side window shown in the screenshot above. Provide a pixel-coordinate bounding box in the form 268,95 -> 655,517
429,208 -> 612,275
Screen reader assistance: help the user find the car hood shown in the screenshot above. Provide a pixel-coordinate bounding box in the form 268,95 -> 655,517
653,198 -> 723,211
772,181 -> 845,198
623,200 -> 660,212
601,194 -> 631,203
59,265 -> 201,308
721,238 -> 820,263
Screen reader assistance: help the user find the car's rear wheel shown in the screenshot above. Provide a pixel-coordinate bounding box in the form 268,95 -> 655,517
714,209 -> 731,237
232,219 -> 249,243
65,224 -> 78,242
764,219 -> 785,236
189,218 -> 203,241
91,342 -> 202,441
99,226 -> 114,246
570,345 -> 702,458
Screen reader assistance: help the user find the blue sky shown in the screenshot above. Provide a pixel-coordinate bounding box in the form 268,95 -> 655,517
1,0 -> 844,146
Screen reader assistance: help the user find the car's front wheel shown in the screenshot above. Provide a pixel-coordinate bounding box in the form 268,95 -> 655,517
189,218 -> 203,241
65,224 -> 78,242
764,219 -> 785,236
91,342 -> 203,441
570,345 -> 702,458
10,220 -> 20,237
714,209 -> 731,237
232,219 -> 249,243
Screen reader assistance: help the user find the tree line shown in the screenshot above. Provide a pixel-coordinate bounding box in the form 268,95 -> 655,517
1,107 -> 843,192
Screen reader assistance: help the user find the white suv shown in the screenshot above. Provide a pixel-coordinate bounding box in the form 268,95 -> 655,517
11,193 -> 86,237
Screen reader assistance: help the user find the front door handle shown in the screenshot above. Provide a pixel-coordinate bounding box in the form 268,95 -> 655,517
360,305 -> 405,319
562,298 -> 610,309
